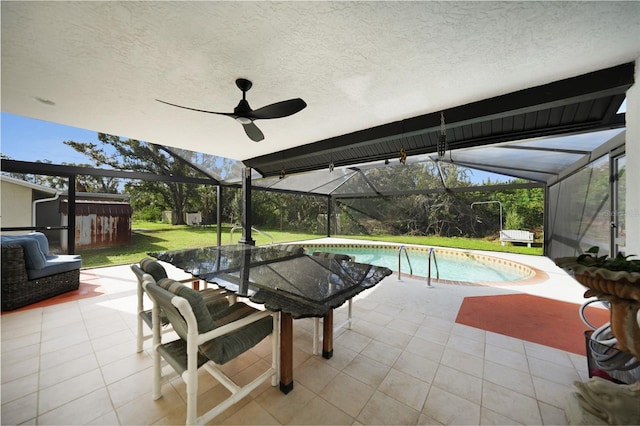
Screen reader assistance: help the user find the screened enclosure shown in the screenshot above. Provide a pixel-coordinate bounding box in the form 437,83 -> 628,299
546,131 -> 626,259
1,116 -> 628,257
164,128 -> 626,252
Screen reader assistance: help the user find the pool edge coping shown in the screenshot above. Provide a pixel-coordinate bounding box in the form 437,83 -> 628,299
289,241 -> 549,287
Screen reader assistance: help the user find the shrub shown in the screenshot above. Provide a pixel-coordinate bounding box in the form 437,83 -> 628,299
133,205 -> 163,222
504,209 -> 524,230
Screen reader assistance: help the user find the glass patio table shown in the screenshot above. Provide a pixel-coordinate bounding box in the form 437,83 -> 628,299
149,244 -> 392,393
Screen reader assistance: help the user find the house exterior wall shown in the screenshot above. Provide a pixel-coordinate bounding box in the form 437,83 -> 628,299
36,201 -> 61,246
625,57 -> 640,256
0,180 -> 33,229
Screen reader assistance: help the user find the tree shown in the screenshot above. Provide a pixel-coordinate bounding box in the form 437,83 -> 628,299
64,134 -> 211,225
331,163 -> 544,238
162,149 -> 241,225
249,190 -> 326,233
335,162 -> 481,237
494,182 -> 544,231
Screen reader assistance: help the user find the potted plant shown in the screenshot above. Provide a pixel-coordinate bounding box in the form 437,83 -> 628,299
556,247 -> 640,358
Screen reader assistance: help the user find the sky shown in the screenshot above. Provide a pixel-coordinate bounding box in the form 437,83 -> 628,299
1,112 -> 105,164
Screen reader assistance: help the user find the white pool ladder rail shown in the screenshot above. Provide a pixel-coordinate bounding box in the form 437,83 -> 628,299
397,245 -> 439,287
426,247 -> 439,288
397,245 -> 413,280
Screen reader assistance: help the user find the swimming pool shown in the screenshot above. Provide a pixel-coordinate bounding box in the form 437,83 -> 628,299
301,243 -> 538,284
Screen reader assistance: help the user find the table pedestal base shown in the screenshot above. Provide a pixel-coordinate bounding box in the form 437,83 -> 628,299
322,310 -> 333,359
279,312 -> 294,394
279,310 -> 337,392
279,382 -> 294,394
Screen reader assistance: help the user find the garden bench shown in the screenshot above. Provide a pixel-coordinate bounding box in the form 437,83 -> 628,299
500,229 -> 534,247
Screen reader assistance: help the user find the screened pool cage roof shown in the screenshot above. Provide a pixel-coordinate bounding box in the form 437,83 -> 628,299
160,127 -> 623,197
0,120 -> 626,198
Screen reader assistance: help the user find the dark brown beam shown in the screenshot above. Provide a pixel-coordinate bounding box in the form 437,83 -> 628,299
245,62 -> 633,177
1,159 -> 217,185
332,182 -> 543,199
496,145 -> 591,155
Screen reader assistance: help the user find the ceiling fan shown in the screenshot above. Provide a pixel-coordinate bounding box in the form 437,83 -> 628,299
156,78 -> 306,142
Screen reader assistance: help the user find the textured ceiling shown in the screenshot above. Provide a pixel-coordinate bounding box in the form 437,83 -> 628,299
2,2 -> 640,164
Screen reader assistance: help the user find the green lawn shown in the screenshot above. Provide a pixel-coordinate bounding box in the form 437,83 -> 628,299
77,221 -> 543,268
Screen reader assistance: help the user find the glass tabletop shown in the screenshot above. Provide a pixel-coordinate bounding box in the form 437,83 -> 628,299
149,244 -> 392,306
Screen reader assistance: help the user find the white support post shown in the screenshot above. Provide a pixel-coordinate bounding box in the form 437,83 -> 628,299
625,57 -> 640,256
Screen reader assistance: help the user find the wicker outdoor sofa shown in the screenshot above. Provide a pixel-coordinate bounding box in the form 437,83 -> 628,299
1,233 -> 81,311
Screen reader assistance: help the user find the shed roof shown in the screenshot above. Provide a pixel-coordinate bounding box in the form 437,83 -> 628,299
59,200 -> 133,216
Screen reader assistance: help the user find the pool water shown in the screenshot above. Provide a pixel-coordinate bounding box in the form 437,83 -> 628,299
307,245 -> 532,283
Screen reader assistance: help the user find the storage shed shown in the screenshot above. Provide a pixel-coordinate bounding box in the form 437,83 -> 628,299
60,199 -> 133,249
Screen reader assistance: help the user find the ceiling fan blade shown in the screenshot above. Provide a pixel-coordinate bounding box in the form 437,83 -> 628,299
243,121 -> 265,142
248,98 -> 307,120
156,99 -> 234,117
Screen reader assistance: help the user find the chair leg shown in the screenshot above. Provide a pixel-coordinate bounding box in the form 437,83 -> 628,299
313,318 -> 320,355
137,316 -> 144,353
137,286 -> 145,353
185,336 -> 199,425
151,304 -> 162,400
313,299 -> 352,355
272,312 -> 280,386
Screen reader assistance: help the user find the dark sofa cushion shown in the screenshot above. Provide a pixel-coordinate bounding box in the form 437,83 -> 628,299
27,255 -> 82,280
1,236 -> 47,270
28,232 -> 50,256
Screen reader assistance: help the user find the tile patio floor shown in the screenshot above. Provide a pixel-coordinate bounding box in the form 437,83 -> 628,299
1,250 -> 594,425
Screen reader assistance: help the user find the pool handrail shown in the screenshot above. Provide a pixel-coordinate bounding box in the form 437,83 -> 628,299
427,247 -> 439,287
397,245 -> 413,280
398,245 -> 439,286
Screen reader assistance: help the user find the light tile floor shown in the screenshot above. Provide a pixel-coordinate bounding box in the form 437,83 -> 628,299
1,251 -> 594,425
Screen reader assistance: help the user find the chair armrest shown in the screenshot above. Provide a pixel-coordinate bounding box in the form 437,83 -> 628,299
196,309 -> 273,345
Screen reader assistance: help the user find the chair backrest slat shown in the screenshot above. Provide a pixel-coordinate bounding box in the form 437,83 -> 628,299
140,258 -> 169,281
156,278 -> 216,333
144,279 -> 192,340
131,264 -> 146,283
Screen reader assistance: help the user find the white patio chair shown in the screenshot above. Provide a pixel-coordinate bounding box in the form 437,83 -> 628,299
131,258 -> 229,353
143,276 -> 279,425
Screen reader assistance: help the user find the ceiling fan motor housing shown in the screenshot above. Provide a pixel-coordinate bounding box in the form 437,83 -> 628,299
234,99 -> 253,117
236,78 -> 253,92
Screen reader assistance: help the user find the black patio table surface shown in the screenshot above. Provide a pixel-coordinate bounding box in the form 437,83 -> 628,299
149,244 -> 392,319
